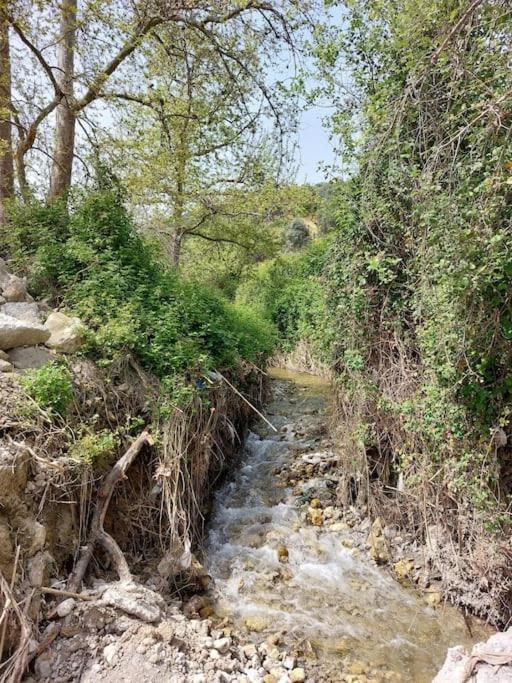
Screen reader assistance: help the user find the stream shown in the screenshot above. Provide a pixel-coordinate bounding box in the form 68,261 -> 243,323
205,369 -> 486,682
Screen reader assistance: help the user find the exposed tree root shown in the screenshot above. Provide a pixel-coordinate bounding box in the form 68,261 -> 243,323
67,430 -> 155,593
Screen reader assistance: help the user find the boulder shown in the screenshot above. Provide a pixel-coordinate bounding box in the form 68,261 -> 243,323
8,346 -> 53,370
45,311 -> 84,353
434,629 -> 512,682
2,275 -> 27,302
0,313 -> 51,350
1,302 -> 42,324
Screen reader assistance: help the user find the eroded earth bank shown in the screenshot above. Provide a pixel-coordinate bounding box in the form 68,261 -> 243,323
19,370 -> 509,683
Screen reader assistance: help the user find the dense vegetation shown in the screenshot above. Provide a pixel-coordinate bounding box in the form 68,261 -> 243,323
3,187 -> 275,399
317,0 -> 512,531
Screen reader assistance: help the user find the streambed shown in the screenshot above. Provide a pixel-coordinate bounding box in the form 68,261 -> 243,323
205,369 -> 487,682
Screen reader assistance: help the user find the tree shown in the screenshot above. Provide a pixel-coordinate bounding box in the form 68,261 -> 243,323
104,22 -> 297,266
6,1 -> 311,201
49,0 -> 77,199
0,2 -> 13,225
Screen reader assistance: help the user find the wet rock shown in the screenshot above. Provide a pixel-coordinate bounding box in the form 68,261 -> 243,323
366,517 -> 389,565
245,616 -> 270,633
183,594 -> 213,619
394,559 -> 414,583
308,508 -> 323,526
277,544 -> 289,563
425,589 -> 442,607
45,311 -> 84,353
290,667 -> 306,682
347,660 -> 368,675
0,312 -> 51,350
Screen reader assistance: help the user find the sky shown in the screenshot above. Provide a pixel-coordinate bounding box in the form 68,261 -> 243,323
296,105 -> 337,184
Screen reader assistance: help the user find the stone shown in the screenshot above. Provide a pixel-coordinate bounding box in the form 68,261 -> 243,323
103,643 -> 117,665
394,559 -> 414,583
101,581 -> 165,622
27,552 -> 53,588
263,675 -> 277,683
34,654 -> 53,679
348,660 -> 368,675
0,350 -> 8,360
45,311 -> 84,353
56,598 -> 76,618
277,544 -> 289,563
245,616 -> 270,633
283,656 -> 296,670
425,590 -> 442,606
0,312 -> 51,350
309,498 -> 322,508
290,667 -> 306,682
2,275 -> 27,302
243,644 -> 258,658
1,302 -> 42,324
366,517 -> 389,565
0,359 -> 12,372
213,637 -> 231,654
308,508 -> 323,526
8,346 -> 53,370
0,259 -> 9,289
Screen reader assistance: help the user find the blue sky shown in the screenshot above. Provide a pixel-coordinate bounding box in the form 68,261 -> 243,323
296,105 -> 337,184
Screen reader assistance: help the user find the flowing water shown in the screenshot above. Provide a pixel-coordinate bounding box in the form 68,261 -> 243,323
205,369 -> 487,682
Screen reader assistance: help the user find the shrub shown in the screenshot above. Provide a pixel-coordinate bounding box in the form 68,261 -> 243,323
5,188 -> 276,392
21,362 -> 74,414
68,430 -> 118,466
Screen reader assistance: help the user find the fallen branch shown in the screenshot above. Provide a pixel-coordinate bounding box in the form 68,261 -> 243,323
216,371 -> 277,432
39,587 -> 94,602
67,430 -> 155,593
0,565 -> 31,683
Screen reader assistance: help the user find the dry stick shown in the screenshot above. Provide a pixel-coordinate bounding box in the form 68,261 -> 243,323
0,565 -> 31,683
39,587 -> 94,602
67,430 -> 155,593
216,371 -> 277,432
0,545 -> 20,664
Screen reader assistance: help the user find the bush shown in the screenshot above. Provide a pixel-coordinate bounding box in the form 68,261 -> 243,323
4,188 -> 277,392
68,430 -> 118,466
236,237 -> 334,362
21,362 -> 74,414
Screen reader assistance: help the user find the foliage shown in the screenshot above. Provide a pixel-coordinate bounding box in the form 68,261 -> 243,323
283,218 -> 311,251
68,429 -> 118,466
21,362 -> 74,414
237,237 -> 334,362
5,188 -> 277,391
319,0 -> 512,523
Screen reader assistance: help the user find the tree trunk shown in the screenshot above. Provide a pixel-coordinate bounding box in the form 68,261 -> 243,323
49,0 -> 77,200
170,230 -> 183,267
0,6 -> 13,225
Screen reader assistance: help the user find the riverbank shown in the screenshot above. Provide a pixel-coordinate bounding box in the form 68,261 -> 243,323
20,369 -> 501,682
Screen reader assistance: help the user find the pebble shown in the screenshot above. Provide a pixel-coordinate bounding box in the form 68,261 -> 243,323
56,598 -> 76,618
210,649 -> 221,660
290,667 -> 306,682
213,637 -> 231,654
102,643 -> 117,665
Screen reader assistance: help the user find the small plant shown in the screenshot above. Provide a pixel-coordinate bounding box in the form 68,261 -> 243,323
68,429 -> 118,466
21,362 -> 74,414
